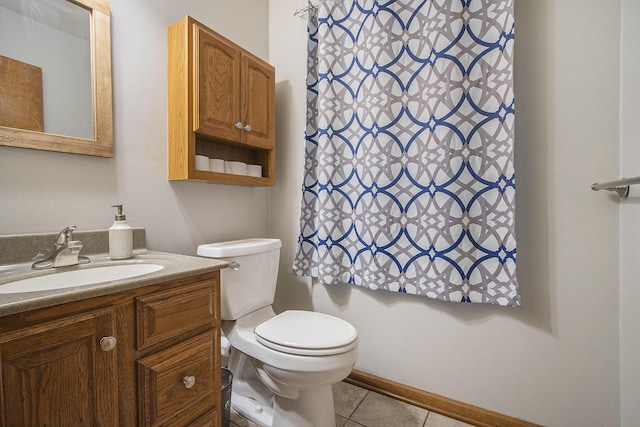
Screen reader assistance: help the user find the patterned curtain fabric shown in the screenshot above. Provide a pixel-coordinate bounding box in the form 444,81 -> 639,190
293,0 -> 520,306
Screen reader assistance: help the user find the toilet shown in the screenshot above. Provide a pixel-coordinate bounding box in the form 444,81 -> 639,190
197,238 -> 358,427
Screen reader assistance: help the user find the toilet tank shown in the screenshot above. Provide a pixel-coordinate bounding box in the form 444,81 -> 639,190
197,238 -> 282,320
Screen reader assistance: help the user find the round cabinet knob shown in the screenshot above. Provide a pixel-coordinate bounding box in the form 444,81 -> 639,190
235,122 -> 243,129
243,124 -> 252,132
182,375 -> 196,389
100,336 -> 117,352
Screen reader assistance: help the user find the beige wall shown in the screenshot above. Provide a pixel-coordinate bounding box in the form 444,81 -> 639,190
269,1 -> 622,425
0,0 -> 271,254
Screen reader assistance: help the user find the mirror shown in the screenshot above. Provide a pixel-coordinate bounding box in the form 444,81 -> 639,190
0,0 -> 112,157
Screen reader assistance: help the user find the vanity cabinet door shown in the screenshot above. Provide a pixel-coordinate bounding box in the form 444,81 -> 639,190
0,307 -> 118,427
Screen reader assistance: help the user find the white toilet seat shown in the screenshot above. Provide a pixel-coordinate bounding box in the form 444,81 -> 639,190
254,310 -> 358,356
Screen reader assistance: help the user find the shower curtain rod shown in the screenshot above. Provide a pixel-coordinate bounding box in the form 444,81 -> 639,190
294,2 -> 318,19
591,176 -> 640,198
294,1 -> 343,19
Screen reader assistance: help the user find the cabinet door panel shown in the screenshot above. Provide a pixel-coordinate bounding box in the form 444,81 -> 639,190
242,54 -> 275,148
0,308 -> 118,427
196,26 -> 241,141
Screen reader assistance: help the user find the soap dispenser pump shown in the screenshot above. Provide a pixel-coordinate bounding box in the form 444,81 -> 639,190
109,204 -> 133,260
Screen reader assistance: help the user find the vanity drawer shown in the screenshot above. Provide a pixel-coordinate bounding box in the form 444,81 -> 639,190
136,278 -> 218,350
137,330 -> 218,426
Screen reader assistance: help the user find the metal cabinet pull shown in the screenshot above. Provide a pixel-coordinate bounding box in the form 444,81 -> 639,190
182,375 -> 196,389
234,122 -> 252,132
100,336 -> 117,352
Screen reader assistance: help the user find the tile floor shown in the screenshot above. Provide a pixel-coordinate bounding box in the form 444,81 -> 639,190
230,381 -> 474,427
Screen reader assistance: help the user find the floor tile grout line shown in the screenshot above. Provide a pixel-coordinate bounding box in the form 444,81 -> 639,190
347,389 -> 370,421
347,386 -> 433,427
423,404 -> 435,427
422,410 -> 431,427
231,381 -> 468,427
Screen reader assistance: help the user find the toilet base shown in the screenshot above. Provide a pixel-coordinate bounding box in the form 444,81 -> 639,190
232,385 -> 336,427
224,307 -> 357,427
273,384 -> 335,427
231,391 -> 273,427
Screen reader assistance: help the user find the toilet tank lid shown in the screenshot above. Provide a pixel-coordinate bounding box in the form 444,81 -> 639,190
197,238 -> 282,258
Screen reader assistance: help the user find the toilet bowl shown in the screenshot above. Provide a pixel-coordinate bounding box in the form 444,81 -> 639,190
197,238 -> 359,427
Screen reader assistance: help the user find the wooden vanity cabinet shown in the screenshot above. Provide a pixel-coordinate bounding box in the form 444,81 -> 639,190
0,307 -> 118,426
0,271 -> 222,427
168,16 -> 276,186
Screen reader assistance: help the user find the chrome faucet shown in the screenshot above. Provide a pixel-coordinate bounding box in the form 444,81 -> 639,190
32,225 -> 91,270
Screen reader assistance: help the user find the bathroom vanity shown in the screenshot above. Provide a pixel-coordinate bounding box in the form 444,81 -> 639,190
0,234 -> 227,426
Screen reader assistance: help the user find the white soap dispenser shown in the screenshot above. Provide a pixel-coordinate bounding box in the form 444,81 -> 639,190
109,204 -> 133,260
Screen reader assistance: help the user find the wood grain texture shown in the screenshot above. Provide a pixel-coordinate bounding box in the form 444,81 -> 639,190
137,331 -> 218,426
0,308 -> 118,427
136,278 -> 217,350
0,55 -> 44,132
0,270 -> 222,427
196,25 -> 241,141
168,16 -> 192,180
0,0 -> 113,157
241,54 -> 275,149
92,5 -> 113,154
347,370 -> 543,427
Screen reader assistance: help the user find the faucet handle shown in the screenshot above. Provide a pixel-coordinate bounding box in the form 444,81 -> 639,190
56,225 -> 77,246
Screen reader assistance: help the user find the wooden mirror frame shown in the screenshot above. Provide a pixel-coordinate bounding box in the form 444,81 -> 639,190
0,0 -> 113,157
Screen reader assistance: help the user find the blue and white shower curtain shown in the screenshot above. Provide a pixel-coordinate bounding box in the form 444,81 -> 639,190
293,0 -> 520,306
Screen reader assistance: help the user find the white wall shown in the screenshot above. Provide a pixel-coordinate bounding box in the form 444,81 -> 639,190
0,0 -> 271,255
619,0 -> 640,425
269,0 -> 622,425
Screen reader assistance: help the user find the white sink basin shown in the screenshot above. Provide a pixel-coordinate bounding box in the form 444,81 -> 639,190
0,263 -> 164,294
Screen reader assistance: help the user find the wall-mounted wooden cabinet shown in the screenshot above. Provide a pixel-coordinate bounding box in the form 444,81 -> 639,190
168,16 -> 276,186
